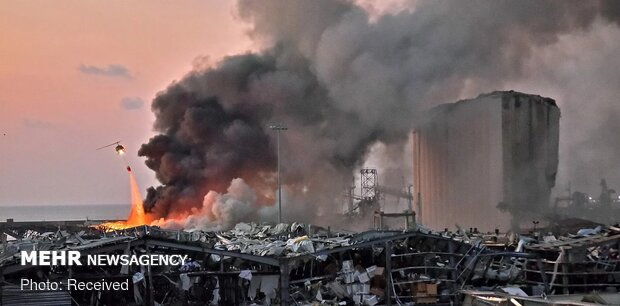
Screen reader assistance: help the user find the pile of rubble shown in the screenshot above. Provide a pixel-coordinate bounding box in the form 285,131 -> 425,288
2,220 -> 620,305
212,222 -> 349,258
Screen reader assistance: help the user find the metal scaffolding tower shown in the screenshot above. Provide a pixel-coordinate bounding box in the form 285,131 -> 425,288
361,168 -> 378,201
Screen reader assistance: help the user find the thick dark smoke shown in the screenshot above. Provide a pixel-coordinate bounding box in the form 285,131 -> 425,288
139,0 -> 620,229
138,78 -> 276,219
138,49 -> 376,222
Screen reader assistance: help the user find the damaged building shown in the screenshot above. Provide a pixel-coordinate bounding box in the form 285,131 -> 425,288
4,91 -> 618,306
3,219 -> 620,306
413,91 -> 560,231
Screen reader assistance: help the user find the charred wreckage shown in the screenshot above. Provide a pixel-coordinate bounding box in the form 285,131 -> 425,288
2,93 -> 620,306
2,220 -> 620,306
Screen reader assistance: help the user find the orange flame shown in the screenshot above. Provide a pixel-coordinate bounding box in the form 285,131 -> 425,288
98,172 -> 150,231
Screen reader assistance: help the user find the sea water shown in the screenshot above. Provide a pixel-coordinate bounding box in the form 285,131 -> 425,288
0,204 -> 130,221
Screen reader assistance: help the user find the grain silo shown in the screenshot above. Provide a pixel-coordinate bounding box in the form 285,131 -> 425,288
413,91 -> 560,231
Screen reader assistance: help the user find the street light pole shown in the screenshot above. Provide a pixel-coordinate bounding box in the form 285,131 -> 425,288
269,123 -> 287,224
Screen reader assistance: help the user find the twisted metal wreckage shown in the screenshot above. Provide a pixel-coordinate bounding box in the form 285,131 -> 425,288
2,220 -> 620,305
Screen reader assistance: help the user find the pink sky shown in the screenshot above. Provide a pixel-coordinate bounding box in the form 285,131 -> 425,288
2,1 -> 618,208
0,1 -> 253,206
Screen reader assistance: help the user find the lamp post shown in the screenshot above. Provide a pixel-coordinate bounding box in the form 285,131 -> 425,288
269,123 -> 287,224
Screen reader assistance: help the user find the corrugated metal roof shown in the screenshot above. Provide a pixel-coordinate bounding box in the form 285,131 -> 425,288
1,285 -> 71,306
67,235 -> 134,251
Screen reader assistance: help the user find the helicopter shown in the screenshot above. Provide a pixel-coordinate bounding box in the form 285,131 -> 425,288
96,141 -> 132,172
96,141 -> 126,155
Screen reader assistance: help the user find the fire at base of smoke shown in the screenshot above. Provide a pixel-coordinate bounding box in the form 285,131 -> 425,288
152,178 -> 276,231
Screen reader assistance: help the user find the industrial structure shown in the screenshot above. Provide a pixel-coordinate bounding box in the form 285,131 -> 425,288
3,219 -> 620,305
6,91 -> 620,305
413,91 -> 560,231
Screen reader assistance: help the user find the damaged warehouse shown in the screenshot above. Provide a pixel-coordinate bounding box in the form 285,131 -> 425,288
4,222 -> 480,305
3,91 -> 620,306
3,218 -> 620,305
3,0 -> 620,305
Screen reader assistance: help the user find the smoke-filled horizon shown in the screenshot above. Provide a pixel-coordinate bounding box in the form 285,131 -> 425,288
138,0 -> 620,230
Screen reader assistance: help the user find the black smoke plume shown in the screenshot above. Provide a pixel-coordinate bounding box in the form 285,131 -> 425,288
139,0 -> 620,228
